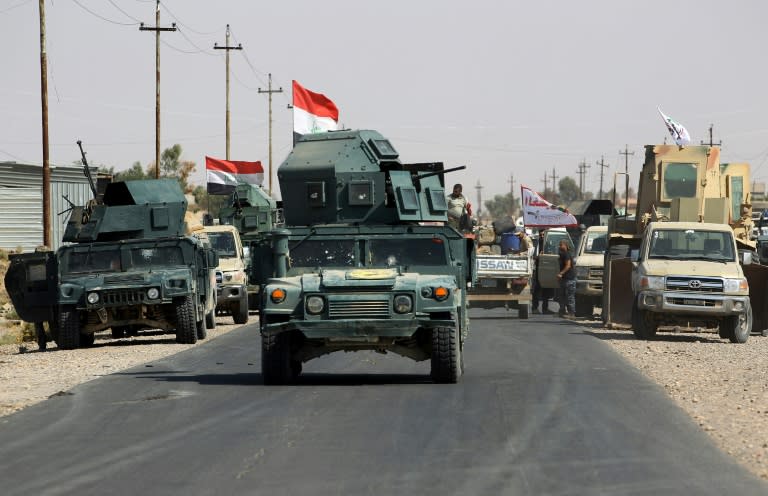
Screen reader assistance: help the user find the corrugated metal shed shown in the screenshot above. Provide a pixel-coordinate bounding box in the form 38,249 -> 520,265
0,162 -> 97,252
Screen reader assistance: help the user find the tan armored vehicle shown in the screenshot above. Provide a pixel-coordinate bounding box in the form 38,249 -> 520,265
603,144 -> 768,340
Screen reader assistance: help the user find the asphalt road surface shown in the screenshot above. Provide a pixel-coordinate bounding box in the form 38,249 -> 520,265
1,309 -> 766,496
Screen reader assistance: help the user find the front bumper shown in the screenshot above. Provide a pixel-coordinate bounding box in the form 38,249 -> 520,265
262,316 -> 456,339
637,290 -> 749,316
217,284 -> 247,302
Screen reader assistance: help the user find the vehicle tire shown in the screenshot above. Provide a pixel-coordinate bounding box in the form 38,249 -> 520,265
518,303 -> 530,320
111,326 -> 128,339
205,310 -> 216,330
174,296 -> 198,344
80,333 -> 96,347
262,332 -> 292,385
196,318 -> 207,340
430,327 -> 461,384
575,295 -> 592,318
632,301 -> 657,340
233,299 -> 249,325
58,306 -> 81,350
723,306 -> 752,344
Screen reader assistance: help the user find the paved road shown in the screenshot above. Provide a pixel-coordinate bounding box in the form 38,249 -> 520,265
1,310 -> 766,495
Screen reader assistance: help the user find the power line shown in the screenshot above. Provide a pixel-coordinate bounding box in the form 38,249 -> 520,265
107,0 -> 142,23
0,0 -> 32,15
72,0 -> 139,26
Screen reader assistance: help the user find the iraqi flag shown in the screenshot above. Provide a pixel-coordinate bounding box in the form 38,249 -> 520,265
292,80 -> 339,141
520,185 -> 578,228
206,156 -> 264,195
658,107 -> 691,147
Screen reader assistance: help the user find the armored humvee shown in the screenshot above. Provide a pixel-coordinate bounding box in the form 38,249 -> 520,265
256,130 -> 475,384
4,179 -> 219,349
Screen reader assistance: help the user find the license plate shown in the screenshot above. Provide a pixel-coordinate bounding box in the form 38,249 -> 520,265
683,299 -> 705,306
479,278 -> 498,287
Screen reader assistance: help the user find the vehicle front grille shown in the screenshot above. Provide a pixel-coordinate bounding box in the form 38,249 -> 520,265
102,290 -> 145,305
588,267 -> 603,280
666,276 -> 723,293
104,274 -> 145,285
327,299 -> 390,319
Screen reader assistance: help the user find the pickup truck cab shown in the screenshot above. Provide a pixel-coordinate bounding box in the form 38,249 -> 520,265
632,222 -> 752,342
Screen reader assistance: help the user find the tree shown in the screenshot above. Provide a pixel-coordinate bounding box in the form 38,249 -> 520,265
191,185 -> 227,216
114,161 -> 148,182
558,176 -> 580,204
483,192 -> 519,222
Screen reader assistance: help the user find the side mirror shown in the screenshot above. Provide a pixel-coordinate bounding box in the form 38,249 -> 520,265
739,250 -> 753,266
630,249 -> 640,262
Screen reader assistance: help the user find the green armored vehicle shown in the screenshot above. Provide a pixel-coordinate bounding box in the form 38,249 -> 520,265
4,179 -> 219,349
257,130 -> 475,384
218,183 -> 283,310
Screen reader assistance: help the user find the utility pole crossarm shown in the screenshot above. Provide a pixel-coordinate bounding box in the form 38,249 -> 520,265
258,73 -> 284,196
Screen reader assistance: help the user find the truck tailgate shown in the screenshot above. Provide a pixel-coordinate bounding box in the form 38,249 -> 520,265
476,255 -> 531,278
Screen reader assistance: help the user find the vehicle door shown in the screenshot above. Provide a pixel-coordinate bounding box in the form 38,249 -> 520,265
538,231 -> 574,289
4,251 -> 58,323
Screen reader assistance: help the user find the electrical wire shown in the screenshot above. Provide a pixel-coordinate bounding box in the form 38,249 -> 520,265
159,1 -> 223,35
71,0 -> 139,26
106,0 -> 142,23
0,0 -> 31,15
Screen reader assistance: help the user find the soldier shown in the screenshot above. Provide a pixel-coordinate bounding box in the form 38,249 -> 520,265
446,184 -> 470,231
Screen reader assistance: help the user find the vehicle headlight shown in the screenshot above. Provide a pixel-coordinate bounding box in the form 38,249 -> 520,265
147,287 -> 160,299
270,288 -> 286,303
575,266 -> 589,278
86,292 -> 100,304
639,275 -> 664,290
306,295 -> 324,314
723,278 -> 749,293
393,294 -> 413,314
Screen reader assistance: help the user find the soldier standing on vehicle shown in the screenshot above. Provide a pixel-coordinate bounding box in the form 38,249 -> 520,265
446,183 -> 470,231
557,239 -> 576,317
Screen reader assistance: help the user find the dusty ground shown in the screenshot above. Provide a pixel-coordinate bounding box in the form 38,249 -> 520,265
0,316 -> 766,481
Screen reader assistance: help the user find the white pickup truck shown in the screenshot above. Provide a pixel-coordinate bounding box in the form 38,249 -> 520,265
468,226 -> 533,318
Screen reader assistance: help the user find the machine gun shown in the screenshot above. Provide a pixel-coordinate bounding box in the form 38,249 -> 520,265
77,140 -> 98,199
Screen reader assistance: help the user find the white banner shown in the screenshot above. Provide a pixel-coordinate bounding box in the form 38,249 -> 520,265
520,185 -> 578,227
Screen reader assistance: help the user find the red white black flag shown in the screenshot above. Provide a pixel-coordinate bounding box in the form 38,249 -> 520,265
205,156 -> 263,195
292,80 -> 339,139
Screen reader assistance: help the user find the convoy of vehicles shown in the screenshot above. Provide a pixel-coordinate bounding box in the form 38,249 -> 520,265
255,130 -> 475,384
468,225 -> 533,318
4,179 -> 219,348
602,144 -> 768,341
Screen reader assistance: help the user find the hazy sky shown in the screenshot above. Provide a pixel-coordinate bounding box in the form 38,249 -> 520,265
2,0 -> 768,205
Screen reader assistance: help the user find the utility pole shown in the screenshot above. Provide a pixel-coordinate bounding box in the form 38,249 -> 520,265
700,123 -> 722,147
139,0 -> 176,178
577,159 -> 590,200
551,167 -> 560,199
541,172 -> 549,199
39,0 -> 51,247
507,174 -> 515,216
474,180 -> 483,217
596,155 -> 609,200
213,25 -> 242,160
258,73 -> 283,195
619,145 -> 635,211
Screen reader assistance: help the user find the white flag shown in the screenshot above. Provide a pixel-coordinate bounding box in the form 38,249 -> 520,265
520,185 -> 578,228
657,107 -> 691,146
